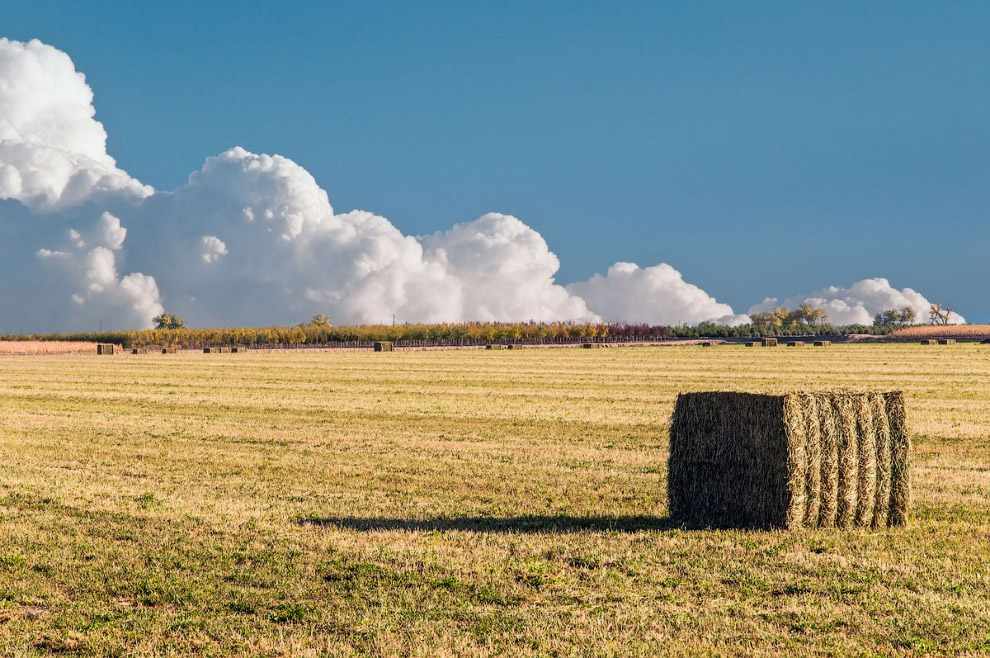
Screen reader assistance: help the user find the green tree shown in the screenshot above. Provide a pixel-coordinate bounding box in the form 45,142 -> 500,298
153,312 -> 186,330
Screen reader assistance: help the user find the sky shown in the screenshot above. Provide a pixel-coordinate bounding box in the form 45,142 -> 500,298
1,1 -> 987,329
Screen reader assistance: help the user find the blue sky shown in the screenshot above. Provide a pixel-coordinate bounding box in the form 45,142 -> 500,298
6,1 -> 989,321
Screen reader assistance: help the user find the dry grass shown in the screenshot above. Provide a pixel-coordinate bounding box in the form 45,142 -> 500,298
0,345 -> 989,655
893,324 -> 990,338
0,341 -> 101,355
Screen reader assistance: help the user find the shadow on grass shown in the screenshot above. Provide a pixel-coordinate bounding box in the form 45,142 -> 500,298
297,514 -> 678,533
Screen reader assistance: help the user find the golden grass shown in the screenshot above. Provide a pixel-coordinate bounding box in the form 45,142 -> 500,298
0,341 -> 101,355
893,324 -> 990,338
1,345 -> 989,655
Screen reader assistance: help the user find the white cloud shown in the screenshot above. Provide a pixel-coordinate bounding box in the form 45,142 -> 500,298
567,262 -> 749,326
200,235 -> 228,263
0,38 -> 152,211
749,278 -> 966,325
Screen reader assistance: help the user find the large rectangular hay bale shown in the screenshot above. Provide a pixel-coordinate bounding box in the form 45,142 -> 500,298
97,344 -> 115,355
786,341 -> 803,347
920,339 -> 937,345
937,339 -> 955,345
506,344 -> 523,350
486,344 -> 506,350
374,341 -> 393,352
814,341 -> 831,347
762,338 -> 778,347
161,348 -> 177,354
668,391 -> 909,529
230,347 -> 244,353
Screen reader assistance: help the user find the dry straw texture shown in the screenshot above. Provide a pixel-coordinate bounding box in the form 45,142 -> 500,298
787,341 -> 803,347
814,341 -> 832,347
668,391 -> 909,529
762,338 -> 778,347
374,341 -> 393,352
96,344 -> 114,355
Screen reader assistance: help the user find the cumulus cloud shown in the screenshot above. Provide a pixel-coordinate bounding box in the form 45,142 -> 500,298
0,38 -> 152,210
567,262 -> 749,326
749,278 -> 966,325
0,38 -> 964,332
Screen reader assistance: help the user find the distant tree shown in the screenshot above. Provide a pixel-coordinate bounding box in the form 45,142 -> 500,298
153,312 -> 186,330
874,305 -> 917,327
310,314 -> 333,327
929,303 -> 953,326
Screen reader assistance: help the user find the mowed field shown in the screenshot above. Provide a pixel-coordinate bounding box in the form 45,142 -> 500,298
1,345 -> 989,656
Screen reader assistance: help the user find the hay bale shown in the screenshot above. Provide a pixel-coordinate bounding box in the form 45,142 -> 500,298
920,339 -> 937,345
373,341 -> 393,352
786,341 -> 803,347
486,344 -> 507,350
762,338 -> 778,347
96,344 -> 115,355
161,348 -> 177,354
813,341 -> 831,347
700,341 -> 714,347
131,348 -> 141,355
506,344 -> 523,350
745,342 -> 758,347
230,347 -> 244,353
668,391 -> 909,529
937,339 -> 955,345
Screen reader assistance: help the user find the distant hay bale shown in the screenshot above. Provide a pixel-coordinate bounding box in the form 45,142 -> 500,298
161,348 -> 177,354
230,347 -> 244,353
786,341 -> 803,347
506,344 -> 523,350
96,344 -> 114,355
486,344 -> 506,350
203,347 -> 221,354
668,391 -> 910,529
814,341 -> 831,347
920,339 -> 937,345
131,348 -> 141,355
374,341 -> 393,352
937,339 -> 955,345
745,342 -> 758,347
700,341 -> 714,347
762,338 -> 778,347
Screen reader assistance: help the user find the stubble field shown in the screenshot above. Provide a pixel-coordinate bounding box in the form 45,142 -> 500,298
0,345 -> 988,656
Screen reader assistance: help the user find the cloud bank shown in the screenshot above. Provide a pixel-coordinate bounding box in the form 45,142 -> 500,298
749,278 -> 966,325
0,38 -> 964,331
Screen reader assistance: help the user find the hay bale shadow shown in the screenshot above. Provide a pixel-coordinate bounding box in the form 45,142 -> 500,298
297,515 -> 676,534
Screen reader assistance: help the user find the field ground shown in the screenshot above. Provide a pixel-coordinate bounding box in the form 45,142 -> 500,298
1,345 -> 989,656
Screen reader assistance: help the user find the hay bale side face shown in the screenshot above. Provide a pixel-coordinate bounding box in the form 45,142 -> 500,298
669,391 -> 909,529
886,392 -> 910,526
97,344 -> 115,355
813,341 -> 831,347
669,393 -> 792,528
374,341 -> 393,352
762,338 -> 778,347
937,339 -> 955,345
